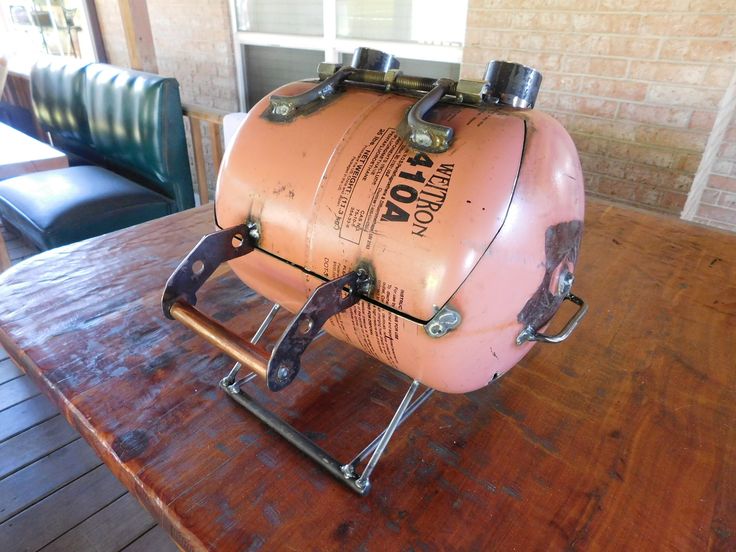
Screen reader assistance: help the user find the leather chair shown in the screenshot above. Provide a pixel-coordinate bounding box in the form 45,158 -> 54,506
0,60 -> 194,250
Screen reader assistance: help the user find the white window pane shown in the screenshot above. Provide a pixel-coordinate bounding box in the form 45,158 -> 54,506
336,0 -> 466,46
236,0 -> 323,35
340,52 -> 459,80
243,45 -> 323,109
0,0 -> 99,71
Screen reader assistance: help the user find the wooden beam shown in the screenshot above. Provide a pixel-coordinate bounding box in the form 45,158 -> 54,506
189,118 -> 209,205
117,0 -> 158,73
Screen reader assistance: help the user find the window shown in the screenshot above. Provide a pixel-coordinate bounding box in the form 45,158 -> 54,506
231,0 -> 468,110
0,0 -> 105,73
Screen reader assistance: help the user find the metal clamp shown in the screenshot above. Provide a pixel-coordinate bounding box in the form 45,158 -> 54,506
515,293 -> 588,345
162,225 -> 372,391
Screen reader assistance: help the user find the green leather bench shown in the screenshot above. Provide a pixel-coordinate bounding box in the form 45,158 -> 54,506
0,59 -> 194,250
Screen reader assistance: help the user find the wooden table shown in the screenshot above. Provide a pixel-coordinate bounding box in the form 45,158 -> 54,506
0,199 -> 733,550
0,122 -> 68,180
0,122 -> 68,271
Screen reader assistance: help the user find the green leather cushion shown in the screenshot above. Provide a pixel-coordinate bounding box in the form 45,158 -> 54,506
0,166 -> 173,250
30,58 -> 92,161
83,65 -> 194,211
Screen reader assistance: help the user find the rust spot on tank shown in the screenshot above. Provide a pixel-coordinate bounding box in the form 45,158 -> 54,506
518,220 -> 583,330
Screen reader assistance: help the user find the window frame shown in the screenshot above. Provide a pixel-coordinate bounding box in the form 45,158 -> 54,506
227,0 -> 466,111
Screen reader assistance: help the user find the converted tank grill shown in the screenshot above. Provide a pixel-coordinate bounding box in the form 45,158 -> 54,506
162,48 -> 588,495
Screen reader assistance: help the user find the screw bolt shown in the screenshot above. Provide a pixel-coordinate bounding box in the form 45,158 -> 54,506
412,130 -> 433,148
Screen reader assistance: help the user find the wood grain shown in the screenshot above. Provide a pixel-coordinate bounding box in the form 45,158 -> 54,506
0,200 -> 733,550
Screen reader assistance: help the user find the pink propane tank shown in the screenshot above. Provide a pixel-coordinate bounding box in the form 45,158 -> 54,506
212,49 -> 587,394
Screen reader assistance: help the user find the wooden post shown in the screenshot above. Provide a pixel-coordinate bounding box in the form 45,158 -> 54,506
189,118 -> 209,205
117,0 -> 158,73
209,121 -> 224,177
0,235 -> 10,273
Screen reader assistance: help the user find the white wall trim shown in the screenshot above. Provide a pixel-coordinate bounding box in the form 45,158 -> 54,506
682,65 -> 736,221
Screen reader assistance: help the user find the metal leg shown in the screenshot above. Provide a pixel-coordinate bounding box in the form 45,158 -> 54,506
217,304 -> 432,495
222,374 -> 433,495
344,386 -> 434,473
223,303 -> 281,386
352,380 -> 421,492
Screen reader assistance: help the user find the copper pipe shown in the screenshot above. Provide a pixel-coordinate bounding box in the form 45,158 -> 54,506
170,301 -> 269,379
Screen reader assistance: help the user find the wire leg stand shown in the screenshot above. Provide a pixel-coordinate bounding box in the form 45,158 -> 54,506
219,301 -> 434,495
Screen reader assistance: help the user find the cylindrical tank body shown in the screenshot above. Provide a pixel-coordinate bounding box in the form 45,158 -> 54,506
216,81 -> 584,393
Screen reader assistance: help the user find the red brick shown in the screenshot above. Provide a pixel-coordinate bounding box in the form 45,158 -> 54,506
646,84 -> 723,109
580,78 -> 648,101
674,153 -> 703,173
687,0 -> 736,12
597,177 -> 636,201
708,175 -> 736,192
660,39 -> 736,64
718,141 -> 736,161
618,103 -> 692,127
717,191 -> 736,209
641,15 -> 726,37
542,72 -> 583,93
659,191 -> 688,212
633,186 -> 662,207
700,188 -> 721,205
569,13 -> 641,34
634,126 -> 708,151
597,0 -> 689,9
696,203 -> 736,224
562,55 -> 628,78
689,111 -> 717,131
629,61 -> 706,86
723,16 -> 736,37
556,94 -> 618,117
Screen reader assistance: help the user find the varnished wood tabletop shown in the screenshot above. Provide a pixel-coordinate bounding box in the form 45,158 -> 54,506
0,122 -> 68,272
0,122 -> 68,180
0,199 -> 733,551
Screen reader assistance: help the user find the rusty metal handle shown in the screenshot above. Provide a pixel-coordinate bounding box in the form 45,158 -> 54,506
403,78 -> 456,152
169,301 -> 270,380
515,293 -> 588,345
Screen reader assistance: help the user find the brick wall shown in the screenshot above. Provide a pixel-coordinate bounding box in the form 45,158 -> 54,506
463,0 -> 736,222
94,0 -> 238,112
146,0 -> 239,112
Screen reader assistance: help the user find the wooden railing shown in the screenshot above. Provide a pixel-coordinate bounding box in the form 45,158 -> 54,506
182,103 -> 227,205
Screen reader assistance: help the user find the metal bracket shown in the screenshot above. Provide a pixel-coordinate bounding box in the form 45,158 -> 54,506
163,225 -> 374,392
425,305 -> 462,338
267,269 -> 372,391
162,223 -> 255,317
